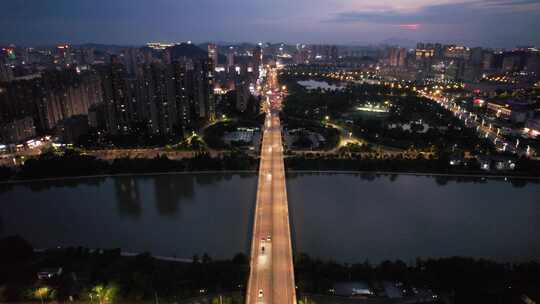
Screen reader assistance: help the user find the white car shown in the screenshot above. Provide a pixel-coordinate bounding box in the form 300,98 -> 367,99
258,289 -> 264,298
266,235 -> 271,241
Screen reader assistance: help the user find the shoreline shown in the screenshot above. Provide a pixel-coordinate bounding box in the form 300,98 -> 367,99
0,170 -> 258,185
2,169 -> 540,185
34,248 -> 194,263
285,170 -> 540,180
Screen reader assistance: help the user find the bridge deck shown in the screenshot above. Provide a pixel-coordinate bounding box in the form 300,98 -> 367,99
246,100 -> 296,304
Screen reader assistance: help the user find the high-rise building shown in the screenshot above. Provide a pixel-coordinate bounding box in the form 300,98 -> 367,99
293,45 -> 309,64
469,47 -> 484,66
56,115 -> 89,143
330,45 -> 338,60
56,44 -> 74,66
389,48 -> 408,67
193,58 -> 215,121
415,47 -> 434,60
0,116 -> 36,143
122,48 -> 140,76
502,54 -> 519,71
0,58 -> 14,82
227,47 -> 235,71
208,44 -> 218,68
0,69 -> 102,133
482,52 -> 494,70
525,53 -> 540,74
253,46 -> 263,68
82,48 -> 95,65
398,48 -> 407,67
144,63 -> 177,134
235,78 -> 251,112
444,59 -> 466,81
98,55 -> 130,134
172,61 -> 193,133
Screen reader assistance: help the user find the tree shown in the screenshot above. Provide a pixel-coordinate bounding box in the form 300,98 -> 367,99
87,284 -> 118,304
202,253 -> 212,264
232,253 -> 248,265
28,287 -> 56,304
0,235 -> 33,262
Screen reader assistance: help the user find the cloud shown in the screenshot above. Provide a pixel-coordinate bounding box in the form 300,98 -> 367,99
0,0 -> 539,46
482,0 -> 540,7
331,0 -> 540,25
399,24 -> 421,30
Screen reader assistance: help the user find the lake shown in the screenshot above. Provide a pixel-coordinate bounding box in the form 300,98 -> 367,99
1,173 -> 539,263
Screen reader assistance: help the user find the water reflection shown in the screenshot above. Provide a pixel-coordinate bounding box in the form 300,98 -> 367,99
287,173 -> 540,263
154,175 -> 194,216
0,178 -> 108,194
0,173 -> 257,259
286,171 -> 540,188
1,172 -> 538,262
115,177 -> 142,218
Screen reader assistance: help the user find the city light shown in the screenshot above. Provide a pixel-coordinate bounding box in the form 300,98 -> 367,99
1,9 -> 540,304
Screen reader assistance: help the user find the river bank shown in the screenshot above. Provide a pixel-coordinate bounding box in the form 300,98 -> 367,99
2,168 -> 540,186
3,236 -> 539,303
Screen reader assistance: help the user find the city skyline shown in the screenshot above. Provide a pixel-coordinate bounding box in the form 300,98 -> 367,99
2,0 -> 540,48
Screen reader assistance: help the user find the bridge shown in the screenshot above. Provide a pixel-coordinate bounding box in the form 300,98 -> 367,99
245,68 -> 297,304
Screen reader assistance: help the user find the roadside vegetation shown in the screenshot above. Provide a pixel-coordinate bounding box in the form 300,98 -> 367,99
3,235 -> 539,303
285,153 -> 540,179
280,71 -> 491,154
0,236 -> 248,303
0,149 -> 258,181
295,253 -> 540,303
203,117 -> 263,150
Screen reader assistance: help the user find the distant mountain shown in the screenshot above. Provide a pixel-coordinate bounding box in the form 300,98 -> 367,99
168,43 -> 207,60
76,43 -> 137,53
379,38 -> 417,48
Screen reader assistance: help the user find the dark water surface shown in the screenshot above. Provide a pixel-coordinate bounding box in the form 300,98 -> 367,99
0,173 -> 257,259
0,173 -> 539,263
287,173 -> 540,263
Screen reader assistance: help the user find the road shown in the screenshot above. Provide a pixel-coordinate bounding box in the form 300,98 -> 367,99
246,68 -> 296,304
421,92 -> 534,156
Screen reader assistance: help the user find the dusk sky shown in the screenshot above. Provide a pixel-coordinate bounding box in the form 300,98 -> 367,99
2,0 -> 540,47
